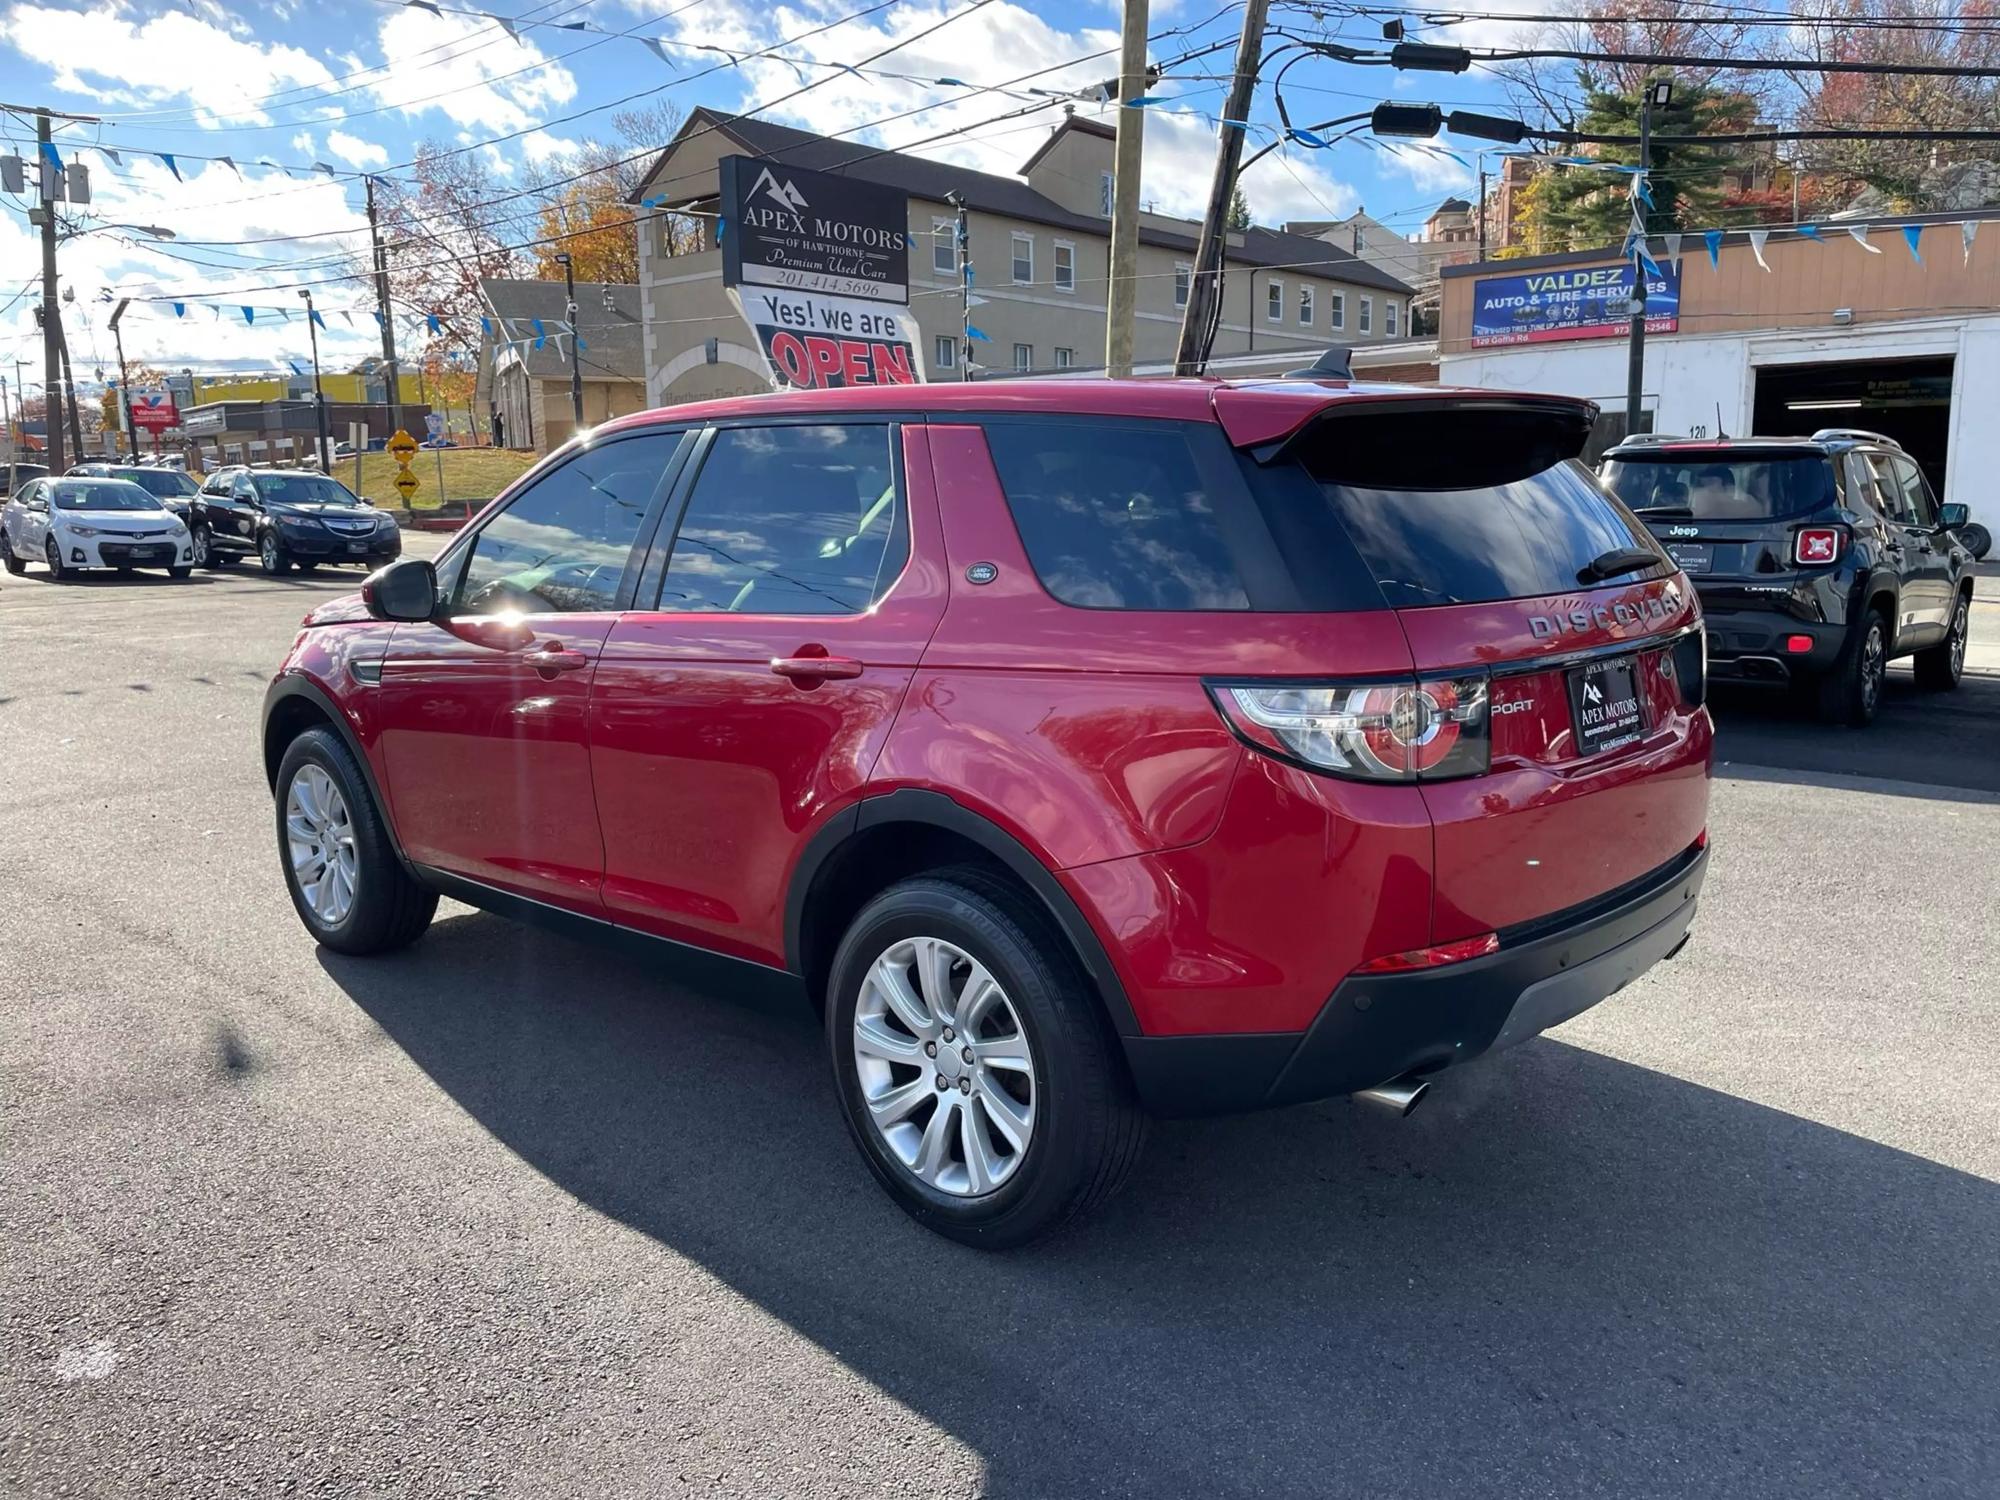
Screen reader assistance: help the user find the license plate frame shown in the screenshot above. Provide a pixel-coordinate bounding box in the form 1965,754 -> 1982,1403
1568,654 -> 1646,758
1665,542 -> 1712,573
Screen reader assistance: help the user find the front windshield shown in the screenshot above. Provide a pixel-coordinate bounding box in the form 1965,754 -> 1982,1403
120,468 -> 199,498
257,474 -> 367,507
53,481 -> 166,512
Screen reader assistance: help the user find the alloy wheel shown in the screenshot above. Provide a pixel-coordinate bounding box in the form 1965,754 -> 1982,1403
44,536 -> 62,578
853,935 -> 1037,1198
1861,623 -> 1885,715
1950,603 -> 1967,677
285,764 -> 358,926
261,532 -> 279,571
191,528 -> 210,567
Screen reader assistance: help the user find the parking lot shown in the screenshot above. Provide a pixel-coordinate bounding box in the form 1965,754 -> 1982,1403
3,546 -> 1997,1498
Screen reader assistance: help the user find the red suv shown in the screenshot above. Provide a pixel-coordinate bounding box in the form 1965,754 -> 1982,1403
263,379 -> 1713,1246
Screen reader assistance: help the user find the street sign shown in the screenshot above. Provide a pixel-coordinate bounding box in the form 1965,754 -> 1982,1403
718,154 -> 910,303
424,412 -> 444,439
387,429 -> 419,461
393,469 -> 419,499
1469,262 -> 1680,348
130,393 -> 178,432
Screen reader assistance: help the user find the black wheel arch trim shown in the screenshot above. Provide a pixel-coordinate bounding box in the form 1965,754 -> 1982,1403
784,788 -> 1143,1037
261,672 -> 417,876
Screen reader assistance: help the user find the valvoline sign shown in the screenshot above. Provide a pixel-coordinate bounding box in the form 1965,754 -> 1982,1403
1470,261 -> 1679,347
732,287 -> 924,390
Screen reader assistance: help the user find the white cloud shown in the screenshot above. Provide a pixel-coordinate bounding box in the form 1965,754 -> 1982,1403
520,130 -> 577,166
0,4 -> 339,127
326,131 -> 389,169
365,9 -> 577,134
291,131 -> 317,158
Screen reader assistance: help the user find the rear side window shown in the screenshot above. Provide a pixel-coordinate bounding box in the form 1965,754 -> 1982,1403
983,421 -> 1252,610
655,423 -> 903,616
1600,451 -> 1837,522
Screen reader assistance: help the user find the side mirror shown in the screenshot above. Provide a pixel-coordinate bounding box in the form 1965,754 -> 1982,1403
363,558 -> 438,622
1937,502 -> 1969,531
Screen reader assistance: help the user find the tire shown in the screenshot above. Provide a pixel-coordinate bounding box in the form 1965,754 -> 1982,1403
274,727 -> 437,955
44,536 -> 69,583
169,566 -> 192,580
1914,591 -> 1970,691
189,525 -> 213,569
260,529 -> 292,575
825,867 -> 1146,1250
1815,608 -> 1889,726
1,531 -> 22,574
1958,522 -> 1991,562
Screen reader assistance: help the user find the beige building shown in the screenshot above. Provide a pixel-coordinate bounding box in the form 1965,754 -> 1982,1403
629,110 -> 1415,405
478,278 -> 648,453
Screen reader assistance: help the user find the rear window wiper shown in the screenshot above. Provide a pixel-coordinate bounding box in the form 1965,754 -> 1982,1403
1578,546 -> 1666,585
1630,504 -> 1694,517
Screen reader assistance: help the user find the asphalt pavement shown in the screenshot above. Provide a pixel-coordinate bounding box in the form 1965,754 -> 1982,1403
3,547 -> 1996,1498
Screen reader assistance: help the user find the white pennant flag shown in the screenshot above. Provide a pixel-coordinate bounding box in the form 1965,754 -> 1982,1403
1964,219 -> 1981,265
1748,228 -> 1772,272
497,16 -> 519,40
1847,223 -> 1882,254
1662,232 -> 1682,267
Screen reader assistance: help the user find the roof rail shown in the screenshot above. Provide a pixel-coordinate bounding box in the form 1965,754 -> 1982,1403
1608,432 -> 1690,446
1810,427 -> 1901,448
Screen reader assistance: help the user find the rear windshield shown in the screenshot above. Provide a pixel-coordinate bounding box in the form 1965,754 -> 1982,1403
118,468 -> 198,498
1600,451 -> 1836,522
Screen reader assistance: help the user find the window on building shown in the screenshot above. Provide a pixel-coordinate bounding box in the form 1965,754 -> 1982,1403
1359,296 -> 1373,334
932,217 -> 956,277
1013,343 -> 1034,372
655,424 -> 904,616
1054,347 -> 1075,369
1330,292 -> 1345,330
1386,300 -> 1399,338
1099,171 -> 1115,217
1053,240 -> 1076,292
934,334 -> 956,370
1299,285 -> 1314,326
1174,263 -> 1191,309
1012,233 -> 1033,284
457,434 -> 678,614
1267,279 -> 1283,322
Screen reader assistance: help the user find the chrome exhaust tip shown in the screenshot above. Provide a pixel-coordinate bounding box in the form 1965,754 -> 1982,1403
1354,1077 -> 1431,1117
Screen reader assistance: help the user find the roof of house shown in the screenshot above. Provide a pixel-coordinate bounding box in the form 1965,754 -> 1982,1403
1432,197 -> 1472,216
634,108 -> 1414,295
1018,115 -> 1116,175
478,277 -> 645,383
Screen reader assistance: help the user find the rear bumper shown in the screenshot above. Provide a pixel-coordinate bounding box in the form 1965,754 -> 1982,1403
1702,605 -> 1843,683
1121,843 -> 1709,1116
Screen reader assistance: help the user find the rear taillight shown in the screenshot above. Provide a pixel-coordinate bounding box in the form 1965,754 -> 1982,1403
1214,675 -> 1491,781
1355,932 -> 1500,974
1794,525 -> 1846,566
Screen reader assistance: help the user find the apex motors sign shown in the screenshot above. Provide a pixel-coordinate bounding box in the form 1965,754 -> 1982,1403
719,154 -> 910,302
1470,261 -> 1680,347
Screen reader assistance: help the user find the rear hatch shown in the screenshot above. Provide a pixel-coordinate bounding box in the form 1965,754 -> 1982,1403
1598,444 -> 1838,600
1240,394 -> 1712,938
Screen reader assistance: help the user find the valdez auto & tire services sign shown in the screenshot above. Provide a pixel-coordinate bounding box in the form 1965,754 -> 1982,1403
1470,261 -> 1679,347
719,154 -> 910,302
729,285 -> 924,390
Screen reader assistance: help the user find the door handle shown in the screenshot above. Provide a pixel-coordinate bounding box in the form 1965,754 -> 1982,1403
524,643 -> 591,678
771,654 -> 863,682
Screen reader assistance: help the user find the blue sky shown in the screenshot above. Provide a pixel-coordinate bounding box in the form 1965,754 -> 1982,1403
0,0 -> 1516,377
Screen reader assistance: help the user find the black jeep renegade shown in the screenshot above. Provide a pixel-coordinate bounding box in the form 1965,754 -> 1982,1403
1599,429 -> 1974,727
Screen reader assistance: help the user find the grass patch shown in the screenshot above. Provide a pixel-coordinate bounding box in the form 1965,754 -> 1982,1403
333,448 -> 538,508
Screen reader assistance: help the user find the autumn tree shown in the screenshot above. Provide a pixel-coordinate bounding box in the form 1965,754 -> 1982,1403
529,102 -> 696,285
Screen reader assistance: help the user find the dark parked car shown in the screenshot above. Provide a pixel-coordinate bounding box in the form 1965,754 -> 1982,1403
1,462 -> 49,498
1601,429 -> 1975,725
263,379 -> 1713,1246
190,468 -> 401,574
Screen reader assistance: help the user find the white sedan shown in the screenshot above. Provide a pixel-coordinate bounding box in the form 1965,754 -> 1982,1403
1,476 -> 195,580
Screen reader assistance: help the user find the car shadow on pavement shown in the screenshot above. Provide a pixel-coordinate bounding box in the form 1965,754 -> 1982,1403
321,914 -> 2000,1498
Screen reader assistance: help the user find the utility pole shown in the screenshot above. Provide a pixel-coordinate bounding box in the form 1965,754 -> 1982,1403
365,175 -> 402,439
1626,79 -> 1670,436
108,298 -> 137,461
300,290 -> 331,470
948,192 -> 971,381
554,252 -> 585,429
1477,159 -> 1489,262
1172,0 -> 1270,376
56,324 -> 83,461
35,109 -> 65,474
1104,0 -> 1151,378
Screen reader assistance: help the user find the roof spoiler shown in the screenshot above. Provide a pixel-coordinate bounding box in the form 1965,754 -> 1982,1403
1810,427 -> 1901,449
1241,393 -> 1598,471
1284,346 -> 1354,381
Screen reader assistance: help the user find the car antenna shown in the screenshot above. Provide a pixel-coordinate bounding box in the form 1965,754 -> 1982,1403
1715,402 -> 1727,440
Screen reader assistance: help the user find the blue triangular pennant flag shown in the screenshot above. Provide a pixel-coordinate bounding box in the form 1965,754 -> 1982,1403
1704,229 -> 1723,268
1903,224 -> 1923,262
1291,129 -> 1329,149
531,318 -> 545,337
574,335 -> 586,350
159,153 -> 181,180
216,155 -> 240,176
640,37 -> 675,65
310,309 -> 325,329
481,316 -> 492,336
288,361 -> 305,377
427,313 -> 441,334
1798,224 -> 1824,241
935,77 -> 966,87
171,302 -> 186,318
372,311 -> 383,327
965,325 -> 990,342
241,307 -> 255,325
1124,96 -> 1167,108
98,146 -> 121,167
716,217 -> 725,242
38,140 -> 62,171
